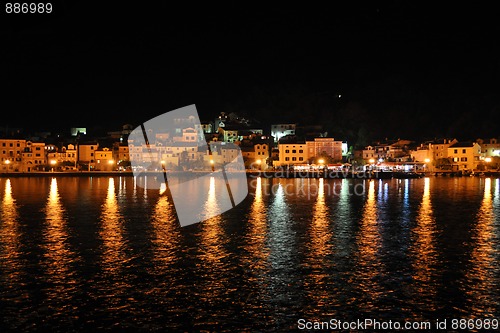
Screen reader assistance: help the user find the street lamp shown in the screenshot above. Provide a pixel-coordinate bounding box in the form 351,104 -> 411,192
424,158 -> 431,174
318,159 -> 325,170
50,159 -> 57,172
317,159 -> 326,176
368,158 -> 375,172
485,157 -> 492,170
108,159 -> 115,171
256,159 -> 262,170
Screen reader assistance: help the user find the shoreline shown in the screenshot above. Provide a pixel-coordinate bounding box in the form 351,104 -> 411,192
1,170 -> 499,179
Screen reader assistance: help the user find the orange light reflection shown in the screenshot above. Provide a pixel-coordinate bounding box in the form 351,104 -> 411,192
411,177 -> 437,304
465,178 -> 495,313
43,178 -> 78,298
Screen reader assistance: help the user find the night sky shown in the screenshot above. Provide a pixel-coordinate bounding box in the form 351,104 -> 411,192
2,2 -> 500,146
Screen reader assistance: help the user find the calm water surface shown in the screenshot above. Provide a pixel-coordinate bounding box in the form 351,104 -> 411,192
0,176 -> 499,331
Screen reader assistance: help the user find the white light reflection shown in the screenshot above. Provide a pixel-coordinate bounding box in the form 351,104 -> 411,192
266,180 -> 296,305
378,179 -> 383,201
133,175 -> 137,198
118,176 -> 125,197
334,178 -> 351,245
206,176 -> 218,216
404,179 -> 409,206
495,179 -> 499,208
159,182 -> 167,196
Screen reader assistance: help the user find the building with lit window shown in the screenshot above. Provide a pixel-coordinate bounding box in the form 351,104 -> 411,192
447,141 -> 481,171
94,147 -> 115,171
275,137 -> 345,167
276,143 -> 308,166
113,142 -> 130,164
306,138 -> 343,162
411,138 -> 458,171
210,142 -> 242,167
1,139 -> 26,172
46,144 -> 77,170
78,142 -> 99,169
478,138 -> 500,157
271,124 -> 296,144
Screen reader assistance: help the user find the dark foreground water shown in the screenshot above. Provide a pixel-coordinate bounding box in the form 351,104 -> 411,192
0,176 -> 499,331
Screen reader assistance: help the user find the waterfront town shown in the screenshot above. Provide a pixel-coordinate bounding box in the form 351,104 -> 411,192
0,111 -> 499,176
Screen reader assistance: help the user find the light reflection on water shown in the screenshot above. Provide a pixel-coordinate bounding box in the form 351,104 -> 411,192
100,178 -> 127,273
411,177 -> 438,311
0,176 -> 499,331
244,177 -> 269,271
464,178 -> 498,316
96,177 -> 132,320
352,180 -> 383,312
43,178 -> 78,301
0,179 -> 22,315
0,179 -> 20,262
197,176 -> 229,292
304,178 -> 334,317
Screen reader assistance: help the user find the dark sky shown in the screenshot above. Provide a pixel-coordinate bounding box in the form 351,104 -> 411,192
2,2 -> 500,144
